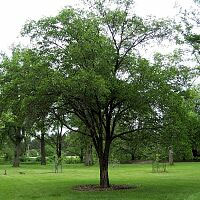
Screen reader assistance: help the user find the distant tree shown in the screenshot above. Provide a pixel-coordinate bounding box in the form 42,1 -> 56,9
181,0 -> 200,64
0,50 -> 28,167
185,88 -> 200,159
32,119 -> 48,165
47,120 -> 66,159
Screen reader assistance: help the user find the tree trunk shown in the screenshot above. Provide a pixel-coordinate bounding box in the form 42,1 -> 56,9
131,153 -> 135,161
192,149 -> 198,160
80,148 -> 84,163
91,129 -> 111,188
13,127 -> 23,167
169,146 -> 174,165
84,144 -> 93,166
40,132 -> 46,165
99,155 -> 110,188
13,139 -> 21,167
56,134 -> 62,159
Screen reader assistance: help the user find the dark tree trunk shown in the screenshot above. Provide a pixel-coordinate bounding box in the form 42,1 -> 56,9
192,149 -> 198,160
99,153 -> 110,188
12,127 -> 23,167
58,141 -> 62,158
56,134 -> 62,159
40,132 -> 46,165
13,139 -> 21,167
131,153 -> 135,161
80,148 -> 84,163
95,137 -> 111,188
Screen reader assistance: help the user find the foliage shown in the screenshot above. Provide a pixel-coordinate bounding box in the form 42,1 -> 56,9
0,0 -> 196,187
180,0 -> 200,65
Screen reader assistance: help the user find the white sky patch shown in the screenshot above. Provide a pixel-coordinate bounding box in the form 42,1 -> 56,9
135,0 -> 193,18
0,0 -> 196,54
0,0 -> 78,53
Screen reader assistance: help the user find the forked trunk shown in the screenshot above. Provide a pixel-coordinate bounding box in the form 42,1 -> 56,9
92,130 -> 111,188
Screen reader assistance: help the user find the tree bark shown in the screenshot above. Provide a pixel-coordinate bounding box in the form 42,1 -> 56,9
56,134 -> 62,159
13,139 -> 21,167
99,154 -> 110,188
40,132 -> 46,165
12,127 -> 23,167
96,138 -> 111,188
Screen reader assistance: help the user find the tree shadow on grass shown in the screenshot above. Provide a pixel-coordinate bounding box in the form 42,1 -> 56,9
73,184 -> 138,192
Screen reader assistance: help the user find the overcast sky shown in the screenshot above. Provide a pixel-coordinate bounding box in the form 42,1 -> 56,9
0,0 -> 194,54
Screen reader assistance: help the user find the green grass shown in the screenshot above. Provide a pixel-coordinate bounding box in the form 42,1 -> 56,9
0,162 -> 200,200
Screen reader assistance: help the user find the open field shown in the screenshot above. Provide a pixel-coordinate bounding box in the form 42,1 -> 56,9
0,162 -> 200,200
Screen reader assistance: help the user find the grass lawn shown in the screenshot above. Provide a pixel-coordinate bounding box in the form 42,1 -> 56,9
0,162 -> 200,200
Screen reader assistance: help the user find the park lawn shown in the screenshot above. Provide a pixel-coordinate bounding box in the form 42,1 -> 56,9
0,162 -> 200,200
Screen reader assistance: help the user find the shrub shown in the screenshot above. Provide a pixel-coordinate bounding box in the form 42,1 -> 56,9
63,156 -> 81,164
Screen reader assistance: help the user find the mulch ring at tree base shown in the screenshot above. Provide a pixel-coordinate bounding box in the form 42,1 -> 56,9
73,184 -> 137,191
